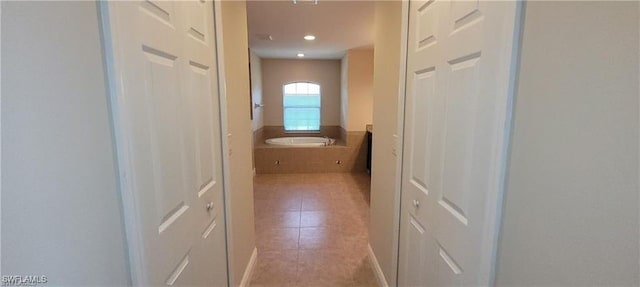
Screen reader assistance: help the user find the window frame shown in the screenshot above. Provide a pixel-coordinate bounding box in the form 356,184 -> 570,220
282,82 -> 322,132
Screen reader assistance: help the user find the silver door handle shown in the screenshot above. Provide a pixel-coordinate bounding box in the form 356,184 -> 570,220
206,202 -> 214,211
413,200 -> 420,208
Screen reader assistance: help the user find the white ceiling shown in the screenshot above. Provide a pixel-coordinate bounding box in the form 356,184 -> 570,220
246,0 -> 375,60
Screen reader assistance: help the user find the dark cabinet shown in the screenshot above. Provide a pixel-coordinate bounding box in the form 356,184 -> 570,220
366,130 -> 372,174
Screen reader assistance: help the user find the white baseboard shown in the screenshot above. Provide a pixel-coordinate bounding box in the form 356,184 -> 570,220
239,248 -> 258,287
368,244 -> 389,287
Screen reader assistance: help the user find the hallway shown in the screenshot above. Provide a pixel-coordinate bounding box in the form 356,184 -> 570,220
250,173 -> 377,287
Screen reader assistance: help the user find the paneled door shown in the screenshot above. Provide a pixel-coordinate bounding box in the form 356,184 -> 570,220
101,1 -> 228,285
398,0 -> 520,285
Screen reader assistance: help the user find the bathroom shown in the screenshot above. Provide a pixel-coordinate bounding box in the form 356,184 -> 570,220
248,5 -> 373,174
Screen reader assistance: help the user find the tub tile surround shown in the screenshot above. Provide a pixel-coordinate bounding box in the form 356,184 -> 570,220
254,126 -> 368,174
250,173 -> 376,287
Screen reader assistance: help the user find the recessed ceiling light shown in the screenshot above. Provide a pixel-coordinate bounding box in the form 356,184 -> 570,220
304,35 -> 316,41
297,53 -> 305,58
293,0 -> 318,4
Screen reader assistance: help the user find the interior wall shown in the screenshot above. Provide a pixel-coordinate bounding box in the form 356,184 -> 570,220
220,1 -> 257,285
1,1 -> 130,285
496,1 -> 639,285
250,50 -> 264,132
261,59 -> 341,127
345,49 -> 374,132
368,1 -> 403,285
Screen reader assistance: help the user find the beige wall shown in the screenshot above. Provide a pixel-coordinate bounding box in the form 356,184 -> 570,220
368,1 -> 403,285
220,1 -> 257,285
1,2 -> 130,285
250,50 -> 264,131
345,49 -> 374,131
261,59 -> 341,127
496,1 -> 639,286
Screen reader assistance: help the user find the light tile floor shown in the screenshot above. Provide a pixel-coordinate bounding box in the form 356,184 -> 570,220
250,173 -> 377,287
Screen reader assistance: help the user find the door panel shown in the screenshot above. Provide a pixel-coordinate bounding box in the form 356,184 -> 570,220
181,2 -> 227,286
399,216 -> 438,287
451,0 -> 479,30
440,53 -> 480,227
399,0 -> 519,285
409,69 -> 434,195
103,1 -> 227,285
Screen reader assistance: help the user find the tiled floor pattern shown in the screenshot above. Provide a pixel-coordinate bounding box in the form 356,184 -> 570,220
250,173 -> 377,287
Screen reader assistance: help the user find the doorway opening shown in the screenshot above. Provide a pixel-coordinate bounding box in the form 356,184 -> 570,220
244,1 -> 378,286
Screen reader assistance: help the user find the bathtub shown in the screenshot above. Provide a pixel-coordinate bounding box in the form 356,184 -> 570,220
265,136 -> 336,147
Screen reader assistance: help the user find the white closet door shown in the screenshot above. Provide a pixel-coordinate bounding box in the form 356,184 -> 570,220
101,1 -> 228,285
399,0 -> 520,285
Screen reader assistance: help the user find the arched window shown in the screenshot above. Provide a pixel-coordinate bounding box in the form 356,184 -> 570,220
283,82 -> 321,131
